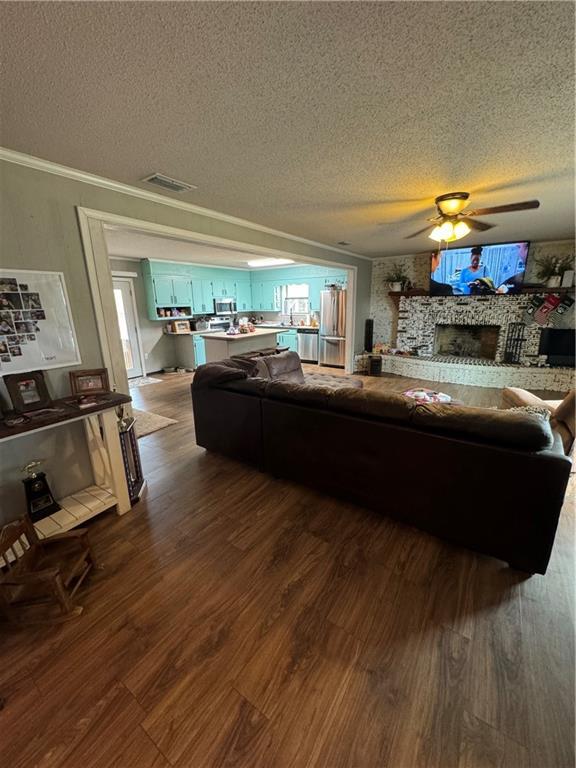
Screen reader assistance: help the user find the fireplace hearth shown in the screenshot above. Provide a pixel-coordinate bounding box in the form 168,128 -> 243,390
434,324 -> 500,360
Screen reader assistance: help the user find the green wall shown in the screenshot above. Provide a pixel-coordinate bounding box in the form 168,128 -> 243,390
0,158 -> 372,522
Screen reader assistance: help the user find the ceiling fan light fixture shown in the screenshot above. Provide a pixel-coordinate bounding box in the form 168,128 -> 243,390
453,220 -> 471,239
429,220 -> 454,242
428,218 -> 470,243
435,192 -> 470,215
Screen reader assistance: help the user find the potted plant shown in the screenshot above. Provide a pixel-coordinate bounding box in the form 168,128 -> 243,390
384,262 -> 410,292
534,254 -> 573,288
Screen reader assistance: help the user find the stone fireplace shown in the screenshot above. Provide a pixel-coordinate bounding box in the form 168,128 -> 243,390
395,294 -> 550,365
433,324 -> 499,360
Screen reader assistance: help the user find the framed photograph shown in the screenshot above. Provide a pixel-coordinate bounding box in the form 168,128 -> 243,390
69,368 -> 110,396
170,320 -> 191,334
4,370 -> 53,412
0,269 -> 81,375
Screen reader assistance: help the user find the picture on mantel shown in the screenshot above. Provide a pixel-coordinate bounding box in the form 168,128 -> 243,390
0,269 -> 81,375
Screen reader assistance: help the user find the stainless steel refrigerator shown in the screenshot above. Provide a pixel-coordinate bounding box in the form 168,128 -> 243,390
319,288 -> 346,366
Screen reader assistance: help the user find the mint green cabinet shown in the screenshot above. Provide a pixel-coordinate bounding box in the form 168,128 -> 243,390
235,281 -> 252,311
153,276 -> 175,306
251,282 -> 263,311
261,282 -> 281,311
193,335 -> 206,367
277,329 -> 297,352
192,280 -> 212,314
172,277 -> 192,305
210,276 -> 236,297
143,258 -> 349,321
210,277 -> 226,297
308,278 -> 322,312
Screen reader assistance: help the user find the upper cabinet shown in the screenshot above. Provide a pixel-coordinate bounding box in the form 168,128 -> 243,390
143,262 -> 194,320
172,277 -> 193,305
142,260 -> 348,319
235,280 -> 252,311
191,279 -> 212,314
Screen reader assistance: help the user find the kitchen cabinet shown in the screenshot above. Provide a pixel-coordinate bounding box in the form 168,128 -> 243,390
151,276 -> 192,306
235,281 -> 252,311
192,280 -> 212,314
308,278 -> 323,312
193,335 -> 206,368
172,277 -> 193,305
143,259 -> 348,321
261,282 -> 281,311
152,276 -> 175,306
277,329 -> 298,352
251,282 -> 263,311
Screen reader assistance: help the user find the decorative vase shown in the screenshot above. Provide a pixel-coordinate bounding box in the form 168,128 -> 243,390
547,275 -> 562,288
389,281 -> 403,292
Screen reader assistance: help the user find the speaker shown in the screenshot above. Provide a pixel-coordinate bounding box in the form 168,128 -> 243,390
364,319 -> 374,353
368,355 -> 382,376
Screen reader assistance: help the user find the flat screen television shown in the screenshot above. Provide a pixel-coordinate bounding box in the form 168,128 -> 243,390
430,241 -> 530,296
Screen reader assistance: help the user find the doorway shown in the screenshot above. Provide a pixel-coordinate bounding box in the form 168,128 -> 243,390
112,278 -> 144,379
78,207 -> 358,393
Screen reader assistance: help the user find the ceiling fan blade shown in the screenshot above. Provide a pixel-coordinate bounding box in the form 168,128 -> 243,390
466,218 -> 495,232
464,200 -> 540,216
404,225 -> 432,239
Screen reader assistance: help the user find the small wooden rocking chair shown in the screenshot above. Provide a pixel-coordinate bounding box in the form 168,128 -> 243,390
0,516 -> 97,624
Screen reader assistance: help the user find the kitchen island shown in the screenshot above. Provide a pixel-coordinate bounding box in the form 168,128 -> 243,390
201,328 -> 280,363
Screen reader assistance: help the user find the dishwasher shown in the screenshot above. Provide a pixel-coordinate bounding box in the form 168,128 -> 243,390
297,328 -> 319,363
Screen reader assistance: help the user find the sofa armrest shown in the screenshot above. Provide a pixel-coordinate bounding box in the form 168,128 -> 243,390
501,387 -> 556,413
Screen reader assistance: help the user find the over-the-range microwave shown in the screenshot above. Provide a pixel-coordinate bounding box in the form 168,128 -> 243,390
213,297 -> 237,315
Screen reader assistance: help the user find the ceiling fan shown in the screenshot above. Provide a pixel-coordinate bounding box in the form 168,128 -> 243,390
405,192 -> 540,242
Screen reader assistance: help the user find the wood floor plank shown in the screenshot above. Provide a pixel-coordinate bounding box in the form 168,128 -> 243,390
1,370 -> 573,768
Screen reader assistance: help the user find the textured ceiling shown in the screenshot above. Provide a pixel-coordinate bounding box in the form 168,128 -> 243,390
105,226 -> 292,268
1,1 -> 574,257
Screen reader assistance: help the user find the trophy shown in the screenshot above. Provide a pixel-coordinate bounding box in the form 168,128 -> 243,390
21,460 -> 61,522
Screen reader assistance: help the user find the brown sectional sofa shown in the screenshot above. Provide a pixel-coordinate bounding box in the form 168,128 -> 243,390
192,355 -> 573,574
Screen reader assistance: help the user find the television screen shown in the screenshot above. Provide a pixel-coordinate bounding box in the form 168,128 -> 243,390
430,241 -> 529,296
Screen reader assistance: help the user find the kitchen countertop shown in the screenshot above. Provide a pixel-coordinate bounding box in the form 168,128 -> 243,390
255,324 -> 319,331
166,329 -> 216,336
201,328 -> 282,341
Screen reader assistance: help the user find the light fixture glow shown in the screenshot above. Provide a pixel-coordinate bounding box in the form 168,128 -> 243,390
429,218 -> 471,243
435,192 -> 470,215
437,198 -> 467,215
246,258 -> 295,267
453,220 -> 471,239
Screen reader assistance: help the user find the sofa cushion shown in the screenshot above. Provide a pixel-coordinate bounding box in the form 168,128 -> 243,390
265,380 -> 333,408
218,377 -> 268,397
328,388 -> 414,422
304,373 -> 363,390
412,403 -> 554,451
260,351 -> 306,384
193,360 -> 248,389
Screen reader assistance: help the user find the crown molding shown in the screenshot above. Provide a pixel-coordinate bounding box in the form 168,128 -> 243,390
0,147 -> 372,262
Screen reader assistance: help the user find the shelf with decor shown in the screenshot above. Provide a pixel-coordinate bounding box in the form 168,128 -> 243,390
0,393 -> 133,541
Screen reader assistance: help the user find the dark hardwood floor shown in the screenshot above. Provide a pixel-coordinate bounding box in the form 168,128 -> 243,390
1,370 -> 573,768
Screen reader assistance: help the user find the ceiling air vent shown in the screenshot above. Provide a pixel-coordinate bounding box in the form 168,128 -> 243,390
141,173 -> 197,193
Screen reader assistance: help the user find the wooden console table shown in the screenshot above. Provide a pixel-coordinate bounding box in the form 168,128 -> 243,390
0,393 -> 132,539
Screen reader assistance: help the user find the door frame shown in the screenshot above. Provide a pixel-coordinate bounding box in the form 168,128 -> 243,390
111,275 -> 146,379
77,207 -> 358,393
